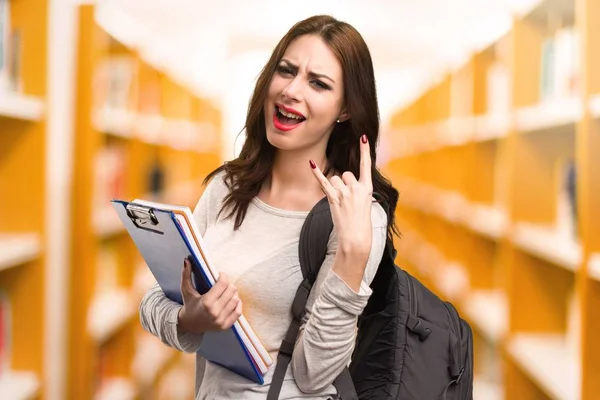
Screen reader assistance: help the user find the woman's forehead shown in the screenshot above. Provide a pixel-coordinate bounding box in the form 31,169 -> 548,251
282,35 -> 342,78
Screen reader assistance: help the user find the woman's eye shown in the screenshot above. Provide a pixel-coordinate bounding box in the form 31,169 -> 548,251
311,80 -> 330,90
277,66 -> 294,76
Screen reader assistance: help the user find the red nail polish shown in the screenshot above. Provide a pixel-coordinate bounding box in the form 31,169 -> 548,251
361,134 -> 368,144
309,160 -> 316,169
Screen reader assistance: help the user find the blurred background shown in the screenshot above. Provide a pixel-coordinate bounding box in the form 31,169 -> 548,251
0,0 -> 597,399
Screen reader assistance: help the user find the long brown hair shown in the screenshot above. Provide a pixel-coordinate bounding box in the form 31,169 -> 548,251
205,15 -> 399,239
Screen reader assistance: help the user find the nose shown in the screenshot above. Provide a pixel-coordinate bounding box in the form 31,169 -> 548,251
281,76 -> 303,102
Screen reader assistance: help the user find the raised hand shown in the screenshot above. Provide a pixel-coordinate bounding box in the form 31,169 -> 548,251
177,258 -> 243,334
309,135 -> 374,284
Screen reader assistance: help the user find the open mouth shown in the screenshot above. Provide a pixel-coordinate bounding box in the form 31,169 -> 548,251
273,105 -> 306,131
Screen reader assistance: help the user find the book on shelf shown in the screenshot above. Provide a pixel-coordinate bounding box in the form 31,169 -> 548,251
450,64 -> 473,118
95,242 -> 120,295
157,363 -> 195,400
539,27 -> 580,103
93,55 -> 138,113
555,157 -> 578,242
565,288 -> 580,358
111,198 -> 273,384
137,79 -> 161,115
486,61 -> 511,117
7,28 -> 21,93
93,346 -> 110,396
0,290 -> 11,378
93,145 -> 128,214
540,35 -> 556,101
0,0 -> 9,92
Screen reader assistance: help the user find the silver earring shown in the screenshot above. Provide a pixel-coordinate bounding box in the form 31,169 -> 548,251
336,119 -> 341,123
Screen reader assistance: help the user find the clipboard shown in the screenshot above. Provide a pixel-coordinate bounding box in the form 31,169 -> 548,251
128,198 -> 272,371
110,199 -> 271,384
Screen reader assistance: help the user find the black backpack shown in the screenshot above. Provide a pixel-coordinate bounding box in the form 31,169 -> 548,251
267,197 -> 474,400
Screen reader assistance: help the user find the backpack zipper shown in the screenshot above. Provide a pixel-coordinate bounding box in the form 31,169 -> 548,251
443,302 -> 463,383
405,273 -> 432,341
463,320 -> 474,399
404,271 -> 418,316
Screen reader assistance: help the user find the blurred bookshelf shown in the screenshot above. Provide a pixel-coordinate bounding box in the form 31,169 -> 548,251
66,4 -> 223,400
0,0 -> 48,398
383,0 -> 599,399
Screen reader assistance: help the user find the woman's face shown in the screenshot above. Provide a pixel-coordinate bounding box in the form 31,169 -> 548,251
264,34 -> 346,153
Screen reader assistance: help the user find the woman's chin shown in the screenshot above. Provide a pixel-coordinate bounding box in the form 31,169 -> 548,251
265,130 -> 296,151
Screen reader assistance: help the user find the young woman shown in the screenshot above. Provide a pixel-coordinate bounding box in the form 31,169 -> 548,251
139,14 -> 399,399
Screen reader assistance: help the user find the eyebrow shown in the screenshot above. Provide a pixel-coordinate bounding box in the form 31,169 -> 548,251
280,59 -> 336,84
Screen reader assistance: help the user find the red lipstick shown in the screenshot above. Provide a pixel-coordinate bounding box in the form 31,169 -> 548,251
273,104 -> 305,132
276,104 -> 305,119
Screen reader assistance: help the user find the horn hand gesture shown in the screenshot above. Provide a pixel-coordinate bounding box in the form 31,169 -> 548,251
309,134 -> 374,291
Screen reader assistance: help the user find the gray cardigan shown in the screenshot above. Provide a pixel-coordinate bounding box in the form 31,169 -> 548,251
138,172 -> 387,399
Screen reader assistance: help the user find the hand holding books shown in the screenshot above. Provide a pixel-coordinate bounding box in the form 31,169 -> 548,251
112,198 -> 273,383
178,259 -> 243,333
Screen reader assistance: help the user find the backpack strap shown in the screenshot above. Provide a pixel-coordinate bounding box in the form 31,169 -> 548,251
372,192 -> 397,261
298,196 -> 334,284
333,367 -> 358,400
267,197 -> 333,400
269,193 -> 391,399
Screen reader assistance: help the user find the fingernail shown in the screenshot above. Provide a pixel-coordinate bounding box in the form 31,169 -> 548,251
361,134 -> 368,144
309,160 -> 316,169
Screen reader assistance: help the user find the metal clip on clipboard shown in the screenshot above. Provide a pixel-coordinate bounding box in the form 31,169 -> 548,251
125,203 -> 164,235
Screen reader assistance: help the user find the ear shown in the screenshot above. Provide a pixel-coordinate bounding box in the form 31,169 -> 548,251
336,109 -> 350,123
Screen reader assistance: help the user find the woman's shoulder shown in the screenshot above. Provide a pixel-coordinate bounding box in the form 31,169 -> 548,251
370,200 -> 389,230
202,169 -> 230,201
193,168 -> 231,226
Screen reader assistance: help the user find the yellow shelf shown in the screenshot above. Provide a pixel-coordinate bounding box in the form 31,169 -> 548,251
473,113 -> 510,142
441,116 -> 476,146
68,5 -> 224,397
506,333 -> 580,400
587,253 -> 600,282
430,261 -> 470,302
398,178 -> 507,240
389,112 -> 511,159
386,0 -> 595,398
92,107 -> 135,139
131,335 -> 176,386
473,377 -> 503,400
0,92 -> 45,121
462,290 -> 508,344
589,94 -> 600,118
93,206 -> 125,239
515,98 -> 582,133
464,204 -> 508,240
91,107 -> 211,153
0,233 -> 42,271
133,263 -> 155,298
391,97 -> 582,159
87,289 -> 136,344
512,223 -> 581,271
0,371 -> 40,400
95,378 -> 137,400
133,113 -> 163,145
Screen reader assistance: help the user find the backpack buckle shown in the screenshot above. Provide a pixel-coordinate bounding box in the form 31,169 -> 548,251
278,338 -> 295,358
292,278 -> 312,320
456,367 -> 465,384
408,316 -> 432,342
448,365 -> 465,384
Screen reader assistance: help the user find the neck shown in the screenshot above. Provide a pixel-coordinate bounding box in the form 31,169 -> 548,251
260,147 -> 329,211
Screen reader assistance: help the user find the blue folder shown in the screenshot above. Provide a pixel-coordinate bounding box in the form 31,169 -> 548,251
111,199 -> 264,384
